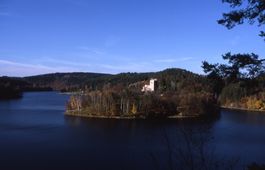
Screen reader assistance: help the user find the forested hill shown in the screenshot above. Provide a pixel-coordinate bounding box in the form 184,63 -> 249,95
1,68 -> 210,100
23,68 -> 207,92
24,72 -> 112,91
102,68 -> 209,94
66,68 -> 217,118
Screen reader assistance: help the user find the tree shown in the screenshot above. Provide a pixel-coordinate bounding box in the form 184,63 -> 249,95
222,52 -> 265,78
218,0 -> 265,39
202,61 -> 221,79
131,103 -> 137,114
202,53 -> 265,81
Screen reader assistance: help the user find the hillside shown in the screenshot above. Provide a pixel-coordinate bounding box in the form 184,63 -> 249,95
24,72 -> 112,91
22,68 -> 207,93
66,68 -> 218,118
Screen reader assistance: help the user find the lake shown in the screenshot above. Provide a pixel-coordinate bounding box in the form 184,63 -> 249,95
0,92 -> 265,170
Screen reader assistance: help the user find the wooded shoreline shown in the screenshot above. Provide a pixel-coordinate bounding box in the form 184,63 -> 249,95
65,110 -> 201,119
221,106 -> 265,113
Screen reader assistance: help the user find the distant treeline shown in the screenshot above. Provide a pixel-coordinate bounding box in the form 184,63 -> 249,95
22,69 -> 212,93
0,72 -> 110,99
0,76 -> 52,99
24,72 -> 112,92
0,77 -> 24,99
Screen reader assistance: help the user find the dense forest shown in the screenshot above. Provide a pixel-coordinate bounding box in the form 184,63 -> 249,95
202,52 -> 265,111
215,0 -> 265,111
0,76 -> 53,99
0,72 -> 110,99
24,72 -> 111,91
66,68 -> 219,118
66,52 -> 265,118
0,77 -> 25,99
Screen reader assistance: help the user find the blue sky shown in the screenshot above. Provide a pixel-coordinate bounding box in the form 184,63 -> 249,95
0,0 -> 264,76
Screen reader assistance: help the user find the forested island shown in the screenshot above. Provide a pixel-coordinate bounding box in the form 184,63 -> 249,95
66,68 -> 219,119
66,52 -> 265,119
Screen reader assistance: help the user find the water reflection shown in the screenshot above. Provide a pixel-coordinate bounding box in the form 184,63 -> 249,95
64,116 -> 83,127
222,109 -> 265,126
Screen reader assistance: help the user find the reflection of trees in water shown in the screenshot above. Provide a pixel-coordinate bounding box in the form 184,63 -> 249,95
64,116 -> 83,127
65,116 -> 265,169
151,123 -> 240,170
223,109 -> 265,127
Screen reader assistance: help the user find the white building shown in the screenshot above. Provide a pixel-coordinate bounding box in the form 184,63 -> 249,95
141,78 -> 157,92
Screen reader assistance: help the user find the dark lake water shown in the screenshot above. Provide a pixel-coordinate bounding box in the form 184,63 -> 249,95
0,92 -> 265,170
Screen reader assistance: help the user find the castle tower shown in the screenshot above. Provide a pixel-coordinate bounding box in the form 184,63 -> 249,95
149,78 -> 157,91
141,78 -> 157,92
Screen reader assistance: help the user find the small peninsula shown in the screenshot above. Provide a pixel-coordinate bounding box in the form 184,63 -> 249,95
66,68 -> 219,119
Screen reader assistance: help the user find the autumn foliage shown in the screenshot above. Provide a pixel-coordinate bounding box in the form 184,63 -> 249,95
66,69 -> 218,118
